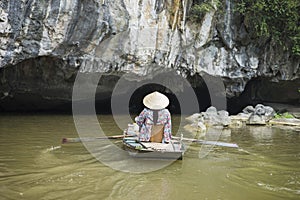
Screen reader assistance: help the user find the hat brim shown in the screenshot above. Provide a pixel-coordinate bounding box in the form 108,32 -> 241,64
143,92 -> 169,110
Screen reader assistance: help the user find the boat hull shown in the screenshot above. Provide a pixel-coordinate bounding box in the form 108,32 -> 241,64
123,137 -> 184,160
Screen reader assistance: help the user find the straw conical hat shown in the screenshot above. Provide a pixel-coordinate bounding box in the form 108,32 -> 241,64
143,91 -> 169,110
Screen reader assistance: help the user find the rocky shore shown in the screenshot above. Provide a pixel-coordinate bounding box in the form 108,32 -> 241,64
185,104 -> 300,134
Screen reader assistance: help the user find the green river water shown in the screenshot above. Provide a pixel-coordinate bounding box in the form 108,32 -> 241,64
0,114 -> 299,200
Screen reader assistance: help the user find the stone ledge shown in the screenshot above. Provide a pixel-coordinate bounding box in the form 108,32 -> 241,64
268,118 -> 300,126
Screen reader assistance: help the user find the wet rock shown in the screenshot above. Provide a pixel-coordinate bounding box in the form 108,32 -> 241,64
254,104 -> 266,116
186,104 -> 300,131
239,104 -> 276,125
183,121 -> 206,135
252,104 -> 275,121
292,112 -> 300,119
218,110 -> 229,117
264,106 -> 276,120
206,106 -> 218,114
184,113 -> 206,134
186,106 -> 231,130
197,121 -> 207,132
185,113 -> 202,124
202,106 -> 231,126
227,104 -> 276,125
245,104 -> 276,125
248,114 -> 267,125
237,113 -> 252,120
242,106 -> 255,114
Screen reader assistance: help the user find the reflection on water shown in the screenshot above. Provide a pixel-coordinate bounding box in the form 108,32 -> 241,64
0,114 -> 299,200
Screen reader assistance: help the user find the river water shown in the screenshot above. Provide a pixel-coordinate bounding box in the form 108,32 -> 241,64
0,114 -> 299,200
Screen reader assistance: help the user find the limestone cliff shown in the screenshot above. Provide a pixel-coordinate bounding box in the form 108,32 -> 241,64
0,0 -> 299,111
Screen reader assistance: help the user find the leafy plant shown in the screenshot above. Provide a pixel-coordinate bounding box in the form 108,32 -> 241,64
234,0 -> 300,56
188,0 -> 220,22
274,112 -> 295,119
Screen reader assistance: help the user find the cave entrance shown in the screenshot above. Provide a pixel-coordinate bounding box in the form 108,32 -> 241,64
228,77 -> 300,114
121,76 -> 212,115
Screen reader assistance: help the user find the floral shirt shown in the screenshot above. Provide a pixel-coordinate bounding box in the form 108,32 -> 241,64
135,108 -> 172,143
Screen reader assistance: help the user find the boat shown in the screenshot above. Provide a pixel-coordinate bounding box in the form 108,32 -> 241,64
62,124 -> 238,160
122,136 -> 185,160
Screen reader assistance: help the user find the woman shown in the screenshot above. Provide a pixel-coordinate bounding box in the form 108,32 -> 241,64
135,91 -> 172,143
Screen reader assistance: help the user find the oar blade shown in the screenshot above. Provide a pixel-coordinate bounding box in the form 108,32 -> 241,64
62,135 -> 127,144
199,140 -> 239,148
172,136 -> 239,148
62,138 -> 82,143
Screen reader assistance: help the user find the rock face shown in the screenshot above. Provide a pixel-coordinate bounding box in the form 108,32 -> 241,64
0,0 -> 299,111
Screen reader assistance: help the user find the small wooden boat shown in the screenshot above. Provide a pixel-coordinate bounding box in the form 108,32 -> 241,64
122,137 -> 185,160
62,125 -> 238,160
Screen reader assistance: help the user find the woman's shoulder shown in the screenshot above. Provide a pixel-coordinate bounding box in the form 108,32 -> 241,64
160,108 -> 170,115
142,108 -> 151,114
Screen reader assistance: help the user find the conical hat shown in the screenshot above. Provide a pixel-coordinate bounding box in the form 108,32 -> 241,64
143,91 -> 169,110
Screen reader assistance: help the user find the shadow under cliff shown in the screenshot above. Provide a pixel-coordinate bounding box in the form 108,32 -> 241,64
0,56 -> 299,114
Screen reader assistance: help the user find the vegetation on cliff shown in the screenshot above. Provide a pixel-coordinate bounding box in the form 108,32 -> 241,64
188,0 -> 221,22
188,0 -> 300,56
235,0 -> 300,56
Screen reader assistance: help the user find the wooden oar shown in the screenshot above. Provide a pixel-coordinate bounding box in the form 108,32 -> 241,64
62,135 -> 238,148
172,136 -> 239,148
62,134 -> 126,144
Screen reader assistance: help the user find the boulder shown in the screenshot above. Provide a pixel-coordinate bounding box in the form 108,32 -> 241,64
240,104 -> 275,125
185,113 -> 202,124
242,105 -> 255,114
264,106 -> 276,120
291,112 -> 300,119
254,104 -> 266,116
206,106 -> 218,114
236,113 -> 252,121
197,121 -> 207,132
218,110 -> 231,126
202,106 -> 231,127
184,106 -> 231,133
183,122 -> 206,134
247,114 -> 267,125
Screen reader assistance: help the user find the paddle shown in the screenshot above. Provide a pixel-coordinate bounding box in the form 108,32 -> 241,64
172,136 -> 239,148
62,135 -> 238,148
62,134 -> 126,144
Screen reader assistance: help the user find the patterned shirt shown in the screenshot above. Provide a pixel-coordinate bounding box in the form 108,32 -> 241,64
135,108 -> 172,143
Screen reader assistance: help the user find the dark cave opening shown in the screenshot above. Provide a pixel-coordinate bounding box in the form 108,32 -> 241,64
100,72 -> 212,115
228,77 -> 300,114
0,57 -> 299,114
